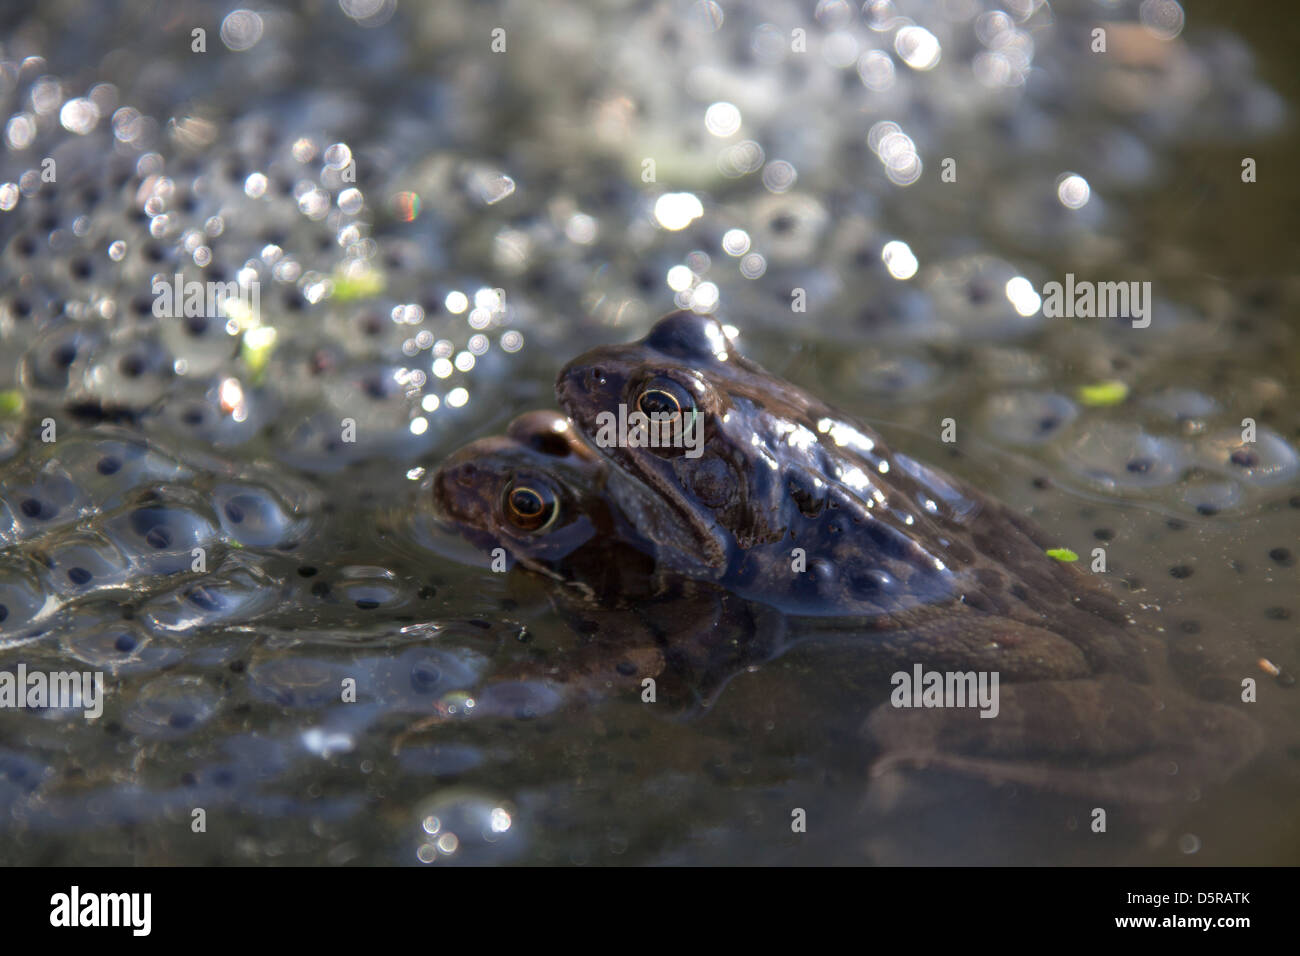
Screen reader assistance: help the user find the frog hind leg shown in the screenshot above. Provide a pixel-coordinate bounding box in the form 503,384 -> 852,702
862,675 -> 1263,804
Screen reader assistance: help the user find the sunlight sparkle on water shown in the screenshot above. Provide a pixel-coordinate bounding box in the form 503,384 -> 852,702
882,240 -> 918,279
1057,173 -> 1091,210
1005,276 -> 1042,316
654,192 -> 705,231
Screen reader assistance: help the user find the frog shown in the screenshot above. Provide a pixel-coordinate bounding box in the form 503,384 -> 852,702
554,311 -> 1262,805
430,409 -> 789,710
432,409 -> 653,588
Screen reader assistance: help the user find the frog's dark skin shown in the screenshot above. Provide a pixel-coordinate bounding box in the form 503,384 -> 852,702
555,312 -> 1261,801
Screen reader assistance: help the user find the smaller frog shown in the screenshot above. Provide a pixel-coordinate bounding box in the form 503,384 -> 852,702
432,409 -> 654,588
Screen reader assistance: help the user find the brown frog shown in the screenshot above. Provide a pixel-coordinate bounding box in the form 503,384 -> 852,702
432,409 -> 652,588
553,311 -> 1262,803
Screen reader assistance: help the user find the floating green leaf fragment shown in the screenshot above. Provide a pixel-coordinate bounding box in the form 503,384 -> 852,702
1046,547 -> 1079,562
333,268 -> 385,302
241,326 -> 278,383
1076,380 -> 1129,406
0,390 -> 23,416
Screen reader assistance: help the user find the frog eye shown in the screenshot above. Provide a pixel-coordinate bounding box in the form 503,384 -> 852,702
636,378 -> 696,424
502,479 -> 559,532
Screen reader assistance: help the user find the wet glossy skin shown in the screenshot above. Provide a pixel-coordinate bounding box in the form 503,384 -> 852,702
555,312 -> 1006,608
557,313 -> 1128,656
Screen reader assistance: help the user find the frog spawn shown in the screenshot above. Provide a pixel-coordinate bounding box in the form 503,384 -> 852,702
124,674 -> 223,740
979,393 -> 1299,514
59,617 -> 184,675
0,429 -> 316,640
0,82 -> 524,478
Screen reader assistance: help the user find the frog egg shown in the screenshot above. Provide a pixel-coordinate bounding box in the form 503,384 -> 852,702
4,279 -> 66,329
925,254 -> 1044,340
1060,422 -> 1186,492
14,649 -> 111,722
989,174 -> 1110,252
329,362 -> 407,407
377,646 -> 485,710
157,311 -> 242,377
52,434 -> 192,508
892,452 -> 981,521
57,245 -> 105,287
136,556 -> 280,634
337,578 -> 402,612
101,488 -> 219,574
1139,387 -> 1221,423
1,466 -> 93,540
314,362 -> 446,456
258,341 -> 345,403
846,284 -> 943,343
0,424 -> 20,466
81,335 -> 176,410
0,555 -> 49,641
123,674 -> 221,739
853,352 -> 940,401
275,410 -> 365,473
299,562 -> 415,616
748,194 -> 830,264
60,617 -> 184,675
42,530 -> 131,597
323,307 -> 394,349
4,231 -> 46,270
246,655 -> 349,709
21,324 -> 104,395
212,481 -> 305,548
1090,129 -> 1155,187
1196,426 -> 1299,489
1177,476 -> 1243,517
146,378 -> 278,448
981,390 -> 1079,446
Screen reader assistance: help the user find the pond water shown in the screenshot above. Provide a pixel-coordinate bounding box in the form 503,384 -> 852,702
0,0 -> 1296,864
